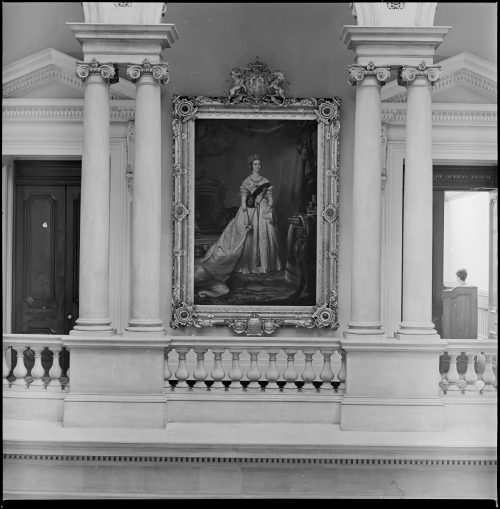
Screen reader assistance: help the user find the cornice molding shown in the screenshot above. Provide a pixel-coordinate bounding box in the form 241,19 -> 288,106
381,103 -> 497,125
382,52 -> 497,103
3,453 -> 496,467
2,99 -> 135,122
2,48 -> 135,100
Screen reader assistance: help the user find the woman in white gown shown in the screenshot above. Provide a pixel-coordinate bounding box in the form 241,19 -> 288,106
194,154 -> 282,298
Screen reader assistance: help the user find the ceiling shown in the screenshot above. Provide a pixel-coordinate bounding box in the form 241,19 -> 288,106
2,2 -> 497,67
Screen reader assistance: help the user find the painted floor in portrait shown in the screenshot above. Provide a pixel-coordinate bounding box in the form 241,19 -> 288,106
195,270 -> 315,306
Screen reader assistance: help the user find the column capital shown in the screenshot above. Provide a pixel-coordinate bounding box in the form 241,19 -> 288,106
76,59 -> 119,83
397,61 -> 441,86
127,59 -> 170,85
347,61 -> 391,86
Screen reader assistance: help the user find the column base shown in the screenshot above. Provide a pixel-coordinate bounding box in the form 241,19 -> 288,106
71,318 -> 115,336
70,328 -> 116,337
344,321 -> 385,338
125,319 -> 165,336
396,321 -> 439,340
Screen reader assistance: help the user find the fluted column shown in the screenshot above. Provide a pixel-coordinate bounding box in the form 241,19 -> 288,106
125,59 -> 170,334
397,62 -> 441,338
345,62 -> 390,337
72,59 -> 117,334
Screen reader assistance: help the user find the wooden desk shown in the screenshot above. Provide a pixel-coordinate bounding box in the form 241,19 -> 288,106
442,286 -> 478,339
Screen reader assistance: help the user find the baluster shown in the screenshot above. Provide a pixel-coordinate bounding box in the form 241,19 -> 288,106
445,352 -> 462,394
164,347 -> 172,389
265,349 -> 280,392
282,349 -> 298,392
210,349 -> 226,391
337,349 -> 346,393
301,349 -> 316,392
174,348 -> 190,390
482,354 -> 497,395
193,348 -> 208,389
12,347 -> 28,389
228,349 -> 243,391
47,347 -> 63,390
30,347 -> 46,388
438,353 -> 449,394
3,347 -> 11,387
319,349 -> 334,392
246,349 -> 262,392
464,351 -> 479,392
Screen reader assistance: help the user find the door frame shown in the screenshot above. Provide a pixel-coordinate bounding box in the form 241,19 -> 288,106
431,166 -> 498,338
13,161 -> 82,335
382,135 -> 497,338
2,99 -> 133,334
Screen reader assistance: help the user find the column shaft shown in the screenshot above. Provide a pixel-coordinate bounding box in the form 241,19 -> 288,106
346,72 -> 386,336
74,73 -> 113,333
126,74 -> 163,332
398,74 -> 437,336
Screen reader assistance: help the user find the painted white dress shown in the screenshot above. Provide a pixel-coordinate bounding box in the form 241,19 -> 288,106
198,175 -> 282,287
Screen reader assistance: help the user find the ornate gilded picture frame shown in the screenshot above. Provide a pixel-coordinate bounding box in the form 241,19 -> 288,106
171,59 -> 340,335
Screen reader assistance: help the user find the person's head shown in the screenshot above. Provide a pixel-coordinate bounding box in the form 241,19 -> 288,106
247,154 -> 261,173
456,268 -> 467,282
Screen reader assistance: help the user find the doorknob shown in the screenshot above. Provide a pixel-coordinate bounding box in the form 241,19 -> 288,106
67,314 -> 72,320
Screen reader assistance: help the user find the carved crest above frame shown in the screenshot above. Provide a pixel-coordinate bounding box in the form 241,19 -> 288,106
171,59 -> 341,336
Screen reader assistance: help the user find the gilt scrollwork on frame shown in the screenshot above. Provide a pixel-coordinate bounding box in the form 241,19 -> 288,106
171,59 -> 341,335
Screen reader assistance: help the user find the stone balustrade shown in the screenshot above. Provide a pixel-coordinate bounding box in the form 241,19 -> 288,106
3,335 -> 69,390
439,339 -> 497,395
164,337 -> 345,393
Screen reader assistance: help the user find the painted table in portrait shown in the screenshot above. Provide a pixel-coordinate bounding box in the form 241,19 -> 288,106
171,59 -> 341,336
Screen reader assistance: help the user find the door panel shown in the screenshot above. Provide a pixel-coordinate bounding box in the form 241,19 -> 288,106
13,161 -> 81,335
14,186 -> 66,334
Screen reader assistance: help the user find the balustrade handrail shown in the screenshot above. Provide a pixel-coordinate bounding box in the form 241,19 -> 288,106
168,335 -> 342,351
444,338 -> 498,353
3,334 -> 65,348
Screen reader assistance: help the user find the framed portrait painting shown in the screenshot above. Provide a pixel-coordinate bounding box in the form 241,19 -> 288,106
171,59 -> 340,335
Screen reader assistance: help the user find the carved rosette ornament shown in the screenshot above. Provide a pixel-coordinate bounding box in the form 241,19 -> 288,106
347,61 -> 391,86
312,303 -> 338,329
171,301 -> 197,328
172,96 -> 199,122
314,99 -> 340,125
172,202 -> 189,221
397,61 -> 442,86
76,59 -> 119,84
127,59 -> 170,85
322,204 -> 338,224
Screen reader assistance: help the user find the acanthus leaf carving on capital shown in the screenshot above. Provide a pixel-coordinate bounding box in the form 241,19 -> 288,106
76,59 -> 119,84
126,59 -> 170,85
347,61 -> 391,86
398,61 -> 442,86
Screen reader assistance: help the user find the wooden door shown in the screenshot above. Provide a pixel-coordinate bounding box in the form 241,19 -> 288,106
13,162 -> 81,335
